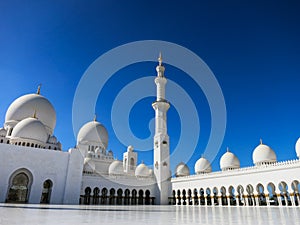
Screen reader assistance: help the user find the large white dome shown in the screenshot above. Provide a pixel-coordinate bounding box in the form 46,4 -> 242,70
108,160 -> 124,175
175,162 -> 190,177
5,93 -> 56,135
252,141 -> 277,166
77,120 -> 108,149
295,138 -> 300,158
11,117 -> 48,143
135,163 -> 151,177
220,149 -> 240,171
195,157 -> 212,174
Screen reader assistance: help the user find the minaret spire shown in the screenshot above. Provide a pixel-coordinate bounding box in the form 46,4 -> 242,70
152,53 -> 171,205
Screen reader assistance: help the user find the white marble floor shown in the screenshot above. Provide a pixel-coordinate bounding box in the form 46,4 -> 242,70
0,204 -> 299,225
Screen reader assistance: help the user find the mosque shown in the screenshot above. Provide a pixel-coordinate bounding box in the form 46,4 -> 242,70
0,55 -> 300,206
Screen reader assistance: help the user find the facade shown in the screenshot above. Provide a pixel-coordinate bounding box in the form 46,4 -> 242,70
0,56 -> 300,206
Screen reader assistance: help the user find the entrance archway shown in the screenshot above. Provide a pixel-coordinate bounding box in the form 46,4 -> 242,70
6,169 -> 33,203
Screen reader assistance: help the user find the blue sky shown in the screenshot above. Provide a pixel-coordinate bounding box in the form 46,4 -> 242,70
0,0 -> 300,173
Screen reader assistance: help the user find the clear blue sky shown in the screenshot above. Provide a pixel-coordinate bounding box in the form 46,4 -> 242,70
0,0 -> 300,173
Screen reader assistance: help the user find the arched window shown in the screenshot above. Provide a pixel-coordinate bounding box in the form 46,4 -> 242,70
206,188 -> 212,205
40,179 -> 53,204
228,186 -> 236,206
31,143 -> 34,147
6,169 -> 33,203
246,184 -> 255,206
130,158 -> 135,170
237,185 -> 245,206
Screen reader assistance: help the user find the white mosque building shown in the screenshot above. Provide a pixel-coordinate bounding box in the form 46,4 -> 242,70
0,55 -> 300,206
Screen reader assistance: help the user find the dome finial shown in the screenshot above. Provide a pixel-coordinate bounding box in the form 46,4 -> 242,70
158,52 -> 163,66
201,153 -> 204,158
260,138 -> 263,145
141,160 -> 144,164
93,114 -> 97,122
37,84 -> 41,95
226,147 -> 230,152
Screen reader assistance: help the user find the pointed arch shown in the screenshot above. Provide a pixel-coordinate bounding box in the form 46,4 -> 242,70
6,168 -> 33,203
40,179 -> 53,204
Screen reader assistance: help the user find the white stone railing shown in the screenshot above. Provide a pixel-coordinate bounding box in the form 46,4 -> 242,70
172,158 -> 300,181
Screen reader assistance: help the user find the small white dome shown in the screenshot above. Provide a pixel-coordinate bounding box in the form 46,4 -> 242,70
295,138 -> 300,158
175,162 -> 190,177
11,117 -> 48,143
0,128 -> 7,137
48,135 -> 57,144
195,157 -> 212,174
109,160 -> 124,175
5,93 -> 56,135
135,163 -> 151,177
84,158 -> 95,173
77,120 -> 108,149
253,141 -> 277,165
220,149 -> 240,171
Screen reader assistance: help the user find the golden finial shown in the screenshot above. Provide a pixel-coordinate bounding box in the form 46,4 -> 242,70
37,84 -> 41,95
260,138 -> 263,145
158,52 -> 163,66
93,114 -> 97,122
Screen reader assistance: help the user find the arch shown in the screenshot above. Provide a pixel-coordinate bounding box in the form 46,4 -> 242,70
193,188 -> 199,205
182,189 -> 187,205
0,139 -> 3,143
246,184 -> 255,206
206,188 -> 212,205
172,190 -> 176,205
116,188 -> 123,205
199,188 -> 205,205
220,186 -> 228,206
138,189 -> 144,205
177,190 -> 181,205
256,183 -> 266,206
237,185 -> 245,206
267,182 -> 278,206
228,186 -> 236,206
187,189 -> 192,205
279,181 -> 291,206
6,168 -> 33,203
83,187 -> 91,205
124,189 -> 130,205
92,187 -> 100,205
131,189 -> 137,205
101,188 -> 108,205
291,180 -> 300,206
145,190 -> 151,205
213,187 -> 219,205
40,179 -> 53,204
109,188 -> 115,205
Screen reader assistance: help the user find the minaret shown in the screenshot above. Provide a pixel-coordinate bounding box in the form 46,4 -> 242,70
152,53 -> 171,205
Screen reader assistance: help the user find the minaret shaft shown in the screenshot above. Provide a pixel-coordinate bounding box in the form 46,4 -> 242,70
152,54 -> 171,205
